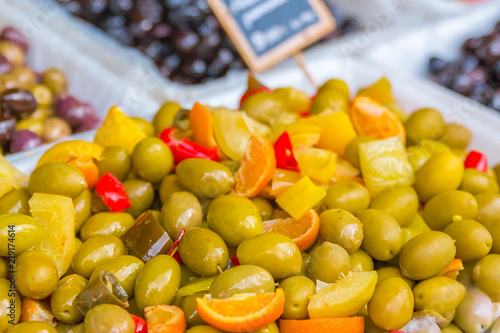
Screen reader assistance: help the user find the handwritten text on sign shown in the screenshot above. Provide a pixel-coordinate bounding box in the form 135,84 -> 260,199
208,0 -> 335,71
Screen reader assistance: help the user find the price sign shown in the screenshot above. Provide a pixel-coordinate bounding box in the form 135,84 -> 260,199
208,0 -> 335,72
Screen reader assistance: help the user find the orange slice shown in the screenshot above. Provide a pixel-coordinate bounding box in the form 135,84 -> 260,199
233,135 -> 276,198
144,305 -> 186,333
196,289 -> 285,332
189,102 -> 218,151
439,258 -> 464,279
280,317 -> 365,333
349,96 -> 405,145
262,209 -> 319,251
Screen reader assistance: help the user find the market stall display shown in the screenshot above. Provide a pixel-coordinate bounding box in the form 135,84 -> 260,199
1,75 -> 499,332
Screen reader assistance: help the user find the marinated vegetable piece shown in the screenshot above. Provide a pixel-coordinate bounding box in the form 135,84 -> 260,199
423,190 -> 478,231
121,210 -> 172,262
359,137 -> 414,196
18,297 -> 55,326
307,241 -> 351,283
131,117 -> 154,137
0,213 -> 42,256
295,147 -> 336,184
90,255 -> 144,297
276,176 -> 326,219
323,182 -> 370,215
50,274 -> 88,323
308,271 -> 377,318
84,304 -> 135,333
16,250 -> 58,299
209,265 -> 275,299
145,304 -> 187,333
0,154 -> 27,199
75,270 -> 128,315
237,233 -> 302,280
319,209 -> 363,254
178,228 -> 229,277
177,277 -> 216,298
134,255 -> 181,312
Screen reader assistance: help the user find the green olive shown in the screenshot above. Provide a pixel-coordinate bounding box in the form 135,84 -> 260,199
420,139 -> 451,155
0,188 -> 30,215
250,323 -> 279,333
472,254 -> 500,302
50,274 -> 88,323
310,90 -> 348,115
96,146 -> 132,181
209,265 -> 275,298
153,101 -> 181,134
16,250 -> 58,299
273,87 -> 311,113
441,124 -> 472,150
180,265 -> 200,288
441,324 -> 463,333
376,266 -> 414,289
73,190 -> 92,233
55,322 -> 81,333
125,298 -> 142,318
181,291 -> 207,327
319,209 -> 363,254
476,193 -> 500,254
407,213 -> 432,233
279,275 -> 316,319
490,318 -> 500,333
132,138 -> 173,183
413,276 -> 466,321
405,108 -> 445,143
179,228 -> 228,277
453,286 -> 495,333
237,233 -> 302,280
90,255 -> 144,297
185,326 -> 223,333
71,235 -> 128,278
344,136 -> 376,170
358,209 -> 402,261
80,212 -> 135,241
457,260 -> 476,287
323,182 -> 370,215
385,227 -> 421,268
317,78 -> 349,99
241,92 -> 286,125
159,174 -> 186,205
444,219 -> 492,262
0,213 -> 42,257
414,152 -> 464,202
368,277 -> 414,331
28,162 -> 87,198
406,145 -> 432,171
369,187 -> 418,227
207,195 -> 262,247
459,169 -> 499,195
134,254 -> 181,312
176,159 -> 234,199
131,117 -> 155,137
350,249 -> 374,272
0,277 -> 20,331
161,191 -> 202,240
399,231 -> 456,280
7,321 -> 57,333
84,304 -> 135,333
423,190 -> 478,231
123,180 -> 155,218
250,197 -> 273,221
220,160 -> 240,176
308,241 -> 351,283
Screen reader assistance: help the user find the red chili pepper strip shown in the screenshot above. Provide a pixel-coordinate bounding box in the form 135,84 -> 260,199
167,229 -> 186,265
231,253 -> 240,267
95,173 -> 131,212
239,87 -> 273,108
160,127 -> 218,164
130,314 -> 147,333
464,150 -> 488,172
274,132 -> 299,172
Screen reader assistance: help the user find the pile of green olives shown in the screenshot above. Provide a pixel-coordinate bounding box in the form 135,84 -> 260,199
0,79 -> 500,333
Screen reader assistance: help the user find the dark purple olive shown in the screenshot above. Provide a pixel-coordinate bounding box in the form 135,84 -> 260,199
9,130 -> 42,153
0,26 -> 28,53
0,55 -> 12,75
0,88 -> 37,119
75,115 -> 102,133
54,95 -> 91,127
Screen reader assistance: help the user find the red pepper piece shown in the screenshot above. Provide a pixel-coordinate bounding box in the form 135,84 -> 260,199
239,87 -> 273,108
160,127 -> 218,164
274,132 -> 299,172
130,314 -> 147,333
167,229 -> 186,265
231,253 -> 240,267
299,111 -> 310,118
95,173 -> 131,212
464,150 -> 488,172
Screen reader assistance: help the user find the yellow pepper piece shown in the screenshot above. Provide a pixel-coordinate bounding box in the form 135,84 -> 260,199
36,141 -> 104,167
271,169 -> 302,197
29,193 -> 75,277
299,112 -> 356,156
359,137 -> 414,196
276,176 -> 326,219
285,122 -> 321,149
357,77 -> 408,122
94,106 -> 147,153
0,155 -> 27,199
295,148 -> 337,184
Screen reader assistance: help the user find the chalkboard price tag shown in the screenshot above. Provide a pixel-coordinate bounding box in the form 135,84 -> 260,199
207,0 -> 336,72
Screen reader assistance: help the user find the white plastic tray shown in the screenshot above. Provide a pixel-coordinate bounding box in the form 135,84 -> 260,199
193,56 -> 500,165
1,0 -> 162,163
